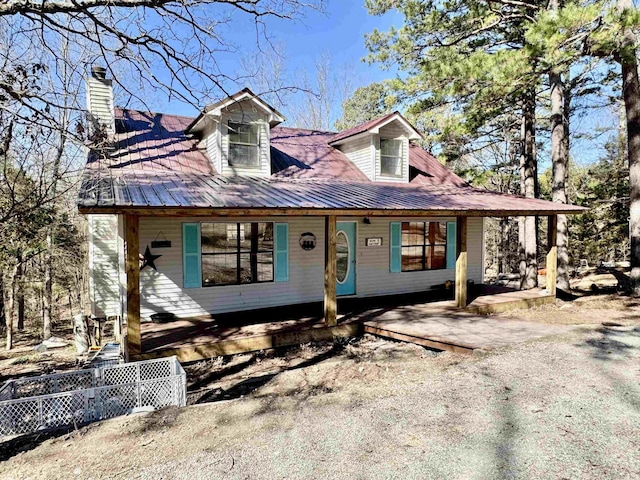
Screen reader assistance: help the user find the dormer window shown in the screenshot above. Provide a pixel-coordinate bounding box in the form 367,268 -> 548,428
380,138 -> 403,177
228,121 -> 260,168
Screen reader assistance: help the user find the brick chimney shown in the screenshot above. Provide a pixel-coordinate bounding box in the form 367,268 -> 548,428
86,65 -> 115,136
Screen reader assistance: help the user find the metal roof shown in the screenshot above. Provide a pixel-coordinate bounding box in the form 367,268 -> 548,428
79,109 -> 586,216
78,172 -> 586,215
329,111 -> 422,144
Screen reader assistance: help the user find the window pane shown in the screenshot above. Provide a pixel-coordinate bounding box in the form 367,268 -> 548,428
202,254 -> 237,286
401,222 -> 411,245
257,222 -> 274,251
228,122 -> 259,145
229,144 -> 259,167
202,223 -> 236,253
336,231 -> 350,283
257,252 -> 274,282
202,222 -> 275,286
380,139 -> 401,156
239,253 -> 252,284
432,245 -> 446,269
381,156 -> 401,176
402,246 -> 423,271
410,222 -> 424,246
239,223 -> 252,251
430,222 -> 447,244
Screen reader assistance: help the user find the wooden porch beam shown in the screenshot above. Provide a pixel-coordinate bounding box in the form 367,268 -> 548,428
455,216 -> 468,309
546,214 -> 558,296
125,214 -> 141,357
324,215 -> 337,326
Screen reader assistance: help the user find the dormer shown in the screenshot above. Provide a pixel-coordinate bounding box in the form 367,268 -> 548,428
329,112 -> 422,183
188,89 -> 285,177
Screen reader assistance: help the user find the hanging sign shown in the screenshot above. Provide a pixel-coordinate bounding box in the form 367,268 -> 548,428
151,231 -> 171,248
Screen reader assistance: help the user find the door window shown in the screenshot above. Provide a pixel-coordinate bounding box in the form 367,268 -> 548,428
336,231 -> 350,284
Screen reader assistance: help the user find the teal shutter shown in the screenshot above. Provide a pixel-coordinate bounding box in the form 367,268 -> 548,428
390,222 -> 401,273
446,221 -> 457,269
183,223 -> 201,288
274,223 -> 289,282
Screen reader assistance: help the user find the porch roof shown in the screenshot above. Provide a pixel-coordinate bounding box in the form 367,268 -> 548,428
77,171 -> 586,216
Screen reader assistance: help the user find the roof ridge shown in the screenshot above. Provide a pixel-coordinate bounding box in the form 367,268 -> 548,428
272,125 -> 337,134
115,107 -> 197,121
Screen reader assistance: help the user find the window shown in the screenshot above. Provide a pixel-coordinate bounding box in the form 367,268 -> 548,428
200,222 -> 273,287
228,121 -> 260,168
401,222 -> 447,271
380,138 -> 403,177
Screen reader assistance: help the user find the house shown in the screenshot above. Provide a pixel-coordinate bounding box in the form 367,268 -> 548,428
78,68 -> 584,360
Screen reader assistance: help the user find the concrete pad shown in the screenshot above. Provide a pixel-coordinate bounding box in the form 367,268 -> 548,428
362,306 -> 574,351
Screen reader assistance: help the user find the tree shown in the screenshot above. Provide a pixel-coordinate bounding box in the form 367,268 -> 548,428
1,156 -> 53,349
548,0 -> 570,290
288,53 -> 356,130
0,0 -> 323,347
0,0 -> 322,112
526,0 -> 640,295
334,82 -> 396,130
569,138 -> 629,265
365,0 -> 546,288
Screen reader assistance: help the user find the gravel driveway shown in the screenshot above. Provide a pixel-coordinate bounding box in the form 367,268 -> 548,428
1,324 -> 639,480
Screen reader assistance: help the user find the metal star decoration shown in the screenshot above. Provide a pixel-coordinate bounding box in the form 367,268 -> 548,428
140,245 -> 162,271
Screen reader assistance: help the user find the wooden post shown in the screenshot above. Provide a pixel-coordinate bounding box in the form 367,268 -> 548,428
455,216 -> 468,308
125,214 -> 141,356
546,214 -> 558,296
324,215 -> 337,326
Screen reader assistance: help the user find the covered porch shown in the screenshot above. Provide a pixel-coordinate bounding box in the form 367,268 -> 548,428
78,176 -> 582,361
136,284 -> 557,362
119,212 -> 561,361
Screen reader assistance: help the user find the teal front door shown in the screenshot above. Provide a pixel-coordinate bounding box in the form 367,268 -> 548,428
336,222 -> 356,296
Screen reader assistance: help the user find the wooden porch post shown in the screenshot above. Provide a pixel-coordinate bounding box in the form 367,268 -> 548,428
546,214 -> 558,296
125,214 -> 141,357
324,215 -> 337,326
455,216 -> 468,308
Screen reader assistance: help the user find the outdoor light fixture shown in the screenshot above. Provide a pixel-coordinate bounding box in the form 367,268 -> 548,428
363,217 -> 371,225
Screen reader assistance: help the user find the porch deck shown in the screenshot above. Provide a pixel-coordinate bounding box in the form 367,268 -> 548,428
363,288 -> 564,354
138,286 -> 557,361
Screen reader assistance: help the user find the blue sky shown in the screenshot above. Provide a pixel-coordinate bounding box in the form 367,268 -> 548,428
257,2 -> 400,84
132,0 -> 615,167
152,1 -> 402,118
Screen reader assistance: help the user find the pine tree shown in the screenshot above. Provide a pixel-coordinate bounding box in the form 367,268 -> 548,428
365,0 -> 546,288
526,0 -> 640,295
334,82 -> 395,131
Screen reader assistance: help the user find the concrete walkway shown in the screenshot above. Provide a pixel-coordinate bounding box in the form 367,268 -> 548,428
362,304 -> 574,352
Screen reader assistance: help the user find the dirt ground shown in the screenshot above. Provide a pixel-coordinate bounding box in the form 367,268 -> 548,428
1,270 -> 639,479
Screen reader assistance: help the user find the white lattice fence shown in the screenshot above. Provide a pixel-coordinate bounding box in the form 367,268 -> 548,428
0,357 -> 186,437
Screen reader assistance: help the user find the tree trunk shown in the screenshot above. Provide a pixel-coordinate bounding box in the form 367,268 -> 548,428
0,275 -> 4,335
550,69 -> 571,291
621,53 -> 640,296
520,89 -> 538,289
43,235 -> 53,340
16,256 -> 25,331
617,0 -> 640,296
4,266 -> 17,350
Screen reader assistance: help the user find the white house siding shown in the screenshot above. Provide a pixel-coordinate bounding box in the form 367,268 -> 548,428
375,123 -> 409,183
138,216 -> 326,320
204,123 -> 220,173
218,102 -> 271,177
339,135 -> 374,180
348,216 -> 484,298
134,215 -> 485,320
88,214 -> 121,317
